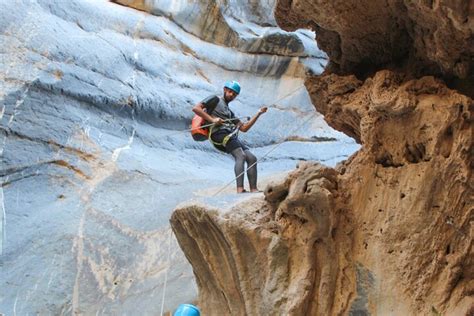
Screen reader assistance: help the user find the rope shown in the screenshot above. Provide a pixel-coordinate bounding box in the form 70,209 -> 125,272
267,85 -> 305,107
164,85 -> 305,137
160,227 -> 173,316
184,116 -> 248,133
212,111 -> 318,196
160,116 -> 247,138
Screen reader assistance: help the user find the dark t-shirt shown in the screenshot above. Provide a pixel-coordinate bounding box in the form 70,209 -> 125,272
201,95 -> 240,132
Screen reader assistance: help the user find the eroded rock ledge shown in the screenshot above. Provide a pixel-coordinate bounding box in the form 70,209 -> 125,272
172,163 -> 353,315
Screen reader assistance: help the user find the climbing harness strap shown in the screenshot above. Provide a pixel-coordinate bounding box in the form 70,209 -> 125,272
208,123 -> 240,147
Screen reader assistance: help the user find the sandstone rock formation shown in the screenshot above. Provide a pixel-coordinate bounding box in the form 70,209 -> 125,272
308,70 -> 472,315
171,1 -> 473,315
275,0 -> 474,81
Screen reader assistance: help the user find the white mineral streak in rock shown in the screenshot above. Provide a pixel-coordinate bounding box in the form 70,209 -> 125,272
0,188 -> 5,255
0,0 -> 358,314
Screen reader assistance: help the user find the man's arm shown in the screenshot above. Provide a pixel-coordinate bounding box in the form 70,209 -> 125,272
192,97 -> 223,125
192,103 -> 219,123
239,107 -> 267,132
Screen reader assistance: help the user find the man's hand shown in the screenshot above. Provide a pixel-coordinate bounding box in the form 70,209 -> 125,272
239,107 -> 267,132
212,117 -> 224,125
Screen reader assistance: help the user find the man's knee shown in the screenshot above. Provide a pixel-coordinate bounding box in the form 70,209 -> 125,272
232,148 -> 246,161
245,150 -> 257,164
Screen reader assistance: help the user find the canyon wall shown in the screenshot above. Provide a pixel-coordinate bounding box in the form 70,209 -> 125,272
0,0 -> 358,314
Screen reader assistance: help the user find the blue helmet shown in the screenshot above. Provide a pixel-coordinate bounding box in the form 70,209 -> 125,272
224,81 -> 241,94
174,304 -> 200,316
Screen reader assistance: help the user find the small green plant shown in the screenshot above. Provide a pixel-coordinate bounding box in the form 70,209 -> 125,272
431,306 -> 442,316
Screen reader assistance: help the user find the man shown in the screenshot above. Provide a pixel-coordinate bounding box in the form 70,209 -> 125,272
192,81 -> 267,194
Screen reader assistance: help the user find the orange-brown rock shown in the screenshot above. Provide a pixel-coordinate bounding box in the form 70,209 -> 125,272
275,0 -> 473,80
308,69 -> 473,315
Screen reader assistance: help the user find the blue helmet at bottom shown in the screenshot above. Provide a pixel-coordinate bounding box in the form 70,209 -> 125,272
224,81 -> 241,94
174,304 -> 200,316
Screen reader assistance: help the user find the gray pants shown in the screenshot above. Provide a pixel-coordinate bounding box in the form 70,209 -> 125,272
231,148 -> 257,189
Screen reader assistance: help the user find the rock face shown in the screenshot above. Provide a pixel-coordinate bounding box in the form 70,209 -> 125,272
0,0 -> 358,314
275,0 -> 473,81
171,1 -> 473,315
309,70 -> 472,315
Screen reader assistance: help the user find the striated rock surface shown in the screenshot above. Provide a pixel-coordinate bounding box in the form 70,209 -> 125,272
0,0 -> 358,314
113,0 -> 324,58
171,1 -> 473,315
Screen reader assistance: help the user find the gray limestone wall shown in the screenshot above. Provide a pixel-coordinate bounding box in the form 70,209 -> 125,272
0,0 -> 358,314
